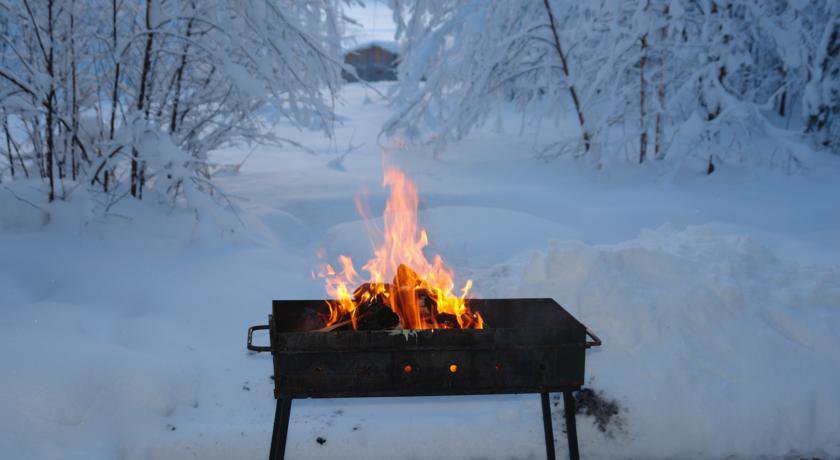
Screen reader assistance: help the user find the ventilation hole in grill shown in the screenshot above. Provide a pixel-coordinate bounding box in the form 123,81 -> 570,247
449,363 -> 458,373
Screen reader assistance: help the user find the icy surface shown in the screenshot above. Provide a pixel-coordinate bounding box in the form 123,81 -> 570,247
1,84 -> 839,459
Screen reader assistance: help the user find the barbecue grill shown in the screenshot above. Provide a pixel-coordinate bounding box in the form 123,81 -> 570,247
247,298 -> 601,460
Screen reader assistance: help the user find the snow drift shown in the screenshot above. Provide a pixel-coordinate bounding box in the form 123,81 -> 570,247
510,224 -> 840,458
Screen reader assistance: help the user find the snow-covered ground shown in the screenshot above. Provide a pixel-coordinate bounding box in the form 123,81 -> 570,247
2,84 -> 839,459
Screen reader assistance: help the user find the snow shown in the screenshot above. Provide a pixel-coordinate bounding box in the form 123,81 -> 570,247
2,83 -> 840,459
514,226 -> 840,457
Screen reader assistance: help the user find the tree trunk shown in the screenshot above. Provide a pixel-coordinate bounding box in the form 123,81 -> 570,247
45,0 -> 55,201
102,0 -> 121,192
70,0 -> 79,181
639,33 -> 648,164
654,5 -> 668,160
542,0 -> 591,152
170,18 -> 194,133
654,93 -> 664,159
778,90 -> 786,118
3,112 -> 14,179
109,0 -> 120,141
133,0 -> 155,199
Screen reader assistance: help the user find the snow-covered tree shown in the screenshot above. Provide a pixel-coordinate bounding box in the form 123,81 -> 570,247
800,2 -> 839,152
0,0 -> 351,210
383,1 -> 598,156
385,0 -> 839,170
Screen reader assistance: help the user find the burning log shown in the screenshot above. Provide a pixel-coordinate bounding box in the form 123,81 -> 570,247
354,287 -> 401,331
355,302 -> 401,330
352,282 -> 401,330
320,264 -> 462,331
319,282 -> 401,331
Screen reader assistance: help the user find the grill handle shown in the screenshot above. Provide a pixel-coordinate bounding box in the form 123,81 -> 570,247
247,324 -> 271,352
585,328 -> 602,348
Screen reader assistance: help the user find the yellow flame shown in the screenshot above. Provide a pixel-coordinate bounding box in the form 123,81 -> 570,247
318,166 -> 482,330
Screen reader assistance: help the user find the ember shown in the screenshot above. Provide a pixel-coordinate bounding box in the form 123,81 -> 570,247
318,166 -> 483,330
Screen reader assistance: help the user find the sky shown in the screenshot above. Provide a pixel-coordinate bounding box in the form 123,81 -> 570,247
344,1 -> 397,45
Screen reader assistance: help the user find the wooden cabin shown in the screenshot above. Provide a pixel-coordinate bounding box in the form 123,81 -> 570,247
343,41 -> 399,82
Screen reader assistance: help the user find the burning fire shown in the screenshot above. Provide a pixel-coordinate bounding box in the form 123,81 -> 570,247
318,166 -> 483,330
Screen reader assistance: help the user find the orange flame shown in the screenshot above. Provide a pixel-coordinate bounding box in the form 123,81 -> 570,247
318,166 -> 483,330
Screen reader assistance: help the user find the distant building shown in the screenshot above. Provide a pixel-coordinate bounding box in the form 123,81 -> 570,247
343,41 -> 399,82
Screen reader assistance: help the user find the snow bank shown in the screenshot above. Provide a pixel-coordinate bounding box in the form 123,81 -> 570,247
509,224 -> 840,458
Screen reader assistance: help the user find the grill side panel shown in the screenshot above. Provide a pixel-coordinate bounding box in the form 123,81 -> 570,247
272,345 -> 585,398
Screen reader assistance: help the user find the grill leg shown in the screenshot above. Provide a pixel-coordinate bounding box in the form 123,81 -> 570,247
269,397 -> 292,460
563,390 -> 580,460
540,392 -> 556,460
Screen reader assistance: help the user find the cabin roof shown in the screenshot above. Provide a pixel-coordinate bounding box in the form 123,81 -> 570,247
346,40 -> 400,55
